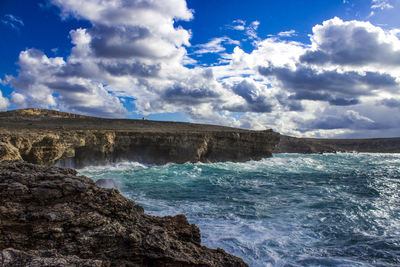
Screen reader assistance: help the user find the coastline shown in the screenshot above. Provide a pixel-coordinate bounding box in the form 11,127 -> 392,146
0,109 -> 280,168
1,109 -> 400,266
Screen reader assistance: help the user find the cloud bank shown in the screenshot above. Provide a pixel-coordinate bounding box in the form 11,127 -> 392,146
3,1 -> 400,138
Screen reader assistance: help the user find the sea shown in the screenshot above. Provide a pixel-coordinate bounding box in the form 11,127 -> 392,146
79,153 -> 400,267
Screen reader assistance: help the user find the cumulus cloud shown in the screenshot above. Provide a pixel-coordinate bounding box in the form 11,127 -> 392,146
227,80 -> 273,113
223,17 -> 400,136
379,98 -> 400,108
9,48 -> 127,117
300,17 -> 400,67
162,70 -> 222,105
299,110 -> 376,131
7,0 -> 194,117
259,65 -> 399,104
11,93 -> 26,107
0,91 -> 10,111
4,0 -> 400,138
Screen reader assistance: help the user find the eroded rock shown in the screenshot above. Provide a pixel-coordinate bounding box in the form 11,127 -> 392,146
0,161 -> 248,267
0,109 -> 280,168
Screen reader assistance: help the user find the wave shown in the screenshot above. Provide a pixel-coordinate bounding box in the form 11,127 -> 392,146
79,153 -> 400,266
79,160 -> 148,173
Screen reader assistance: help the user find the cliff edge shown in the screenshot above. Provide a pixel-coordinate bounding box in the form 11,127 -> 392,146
0,109 -> 280,168
0,161 -> 247,266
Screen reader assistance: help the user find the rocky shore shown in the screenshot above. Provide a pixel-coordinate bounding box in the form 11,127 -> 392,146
0,161 -> 248,266
0,109 -> 280,168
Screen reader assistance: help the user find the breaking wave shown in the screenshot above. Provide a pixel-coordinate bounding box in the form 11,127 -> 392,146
80,153 -> 400,266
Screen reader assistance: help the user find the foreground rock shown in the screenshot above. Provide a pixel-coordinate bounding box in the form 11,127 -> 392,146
0,109 -> 280,167
0,161 -> 247,267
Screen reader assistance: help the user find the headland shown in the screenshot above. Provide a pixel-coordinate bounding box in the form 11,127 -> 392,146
0,108 -> 280,168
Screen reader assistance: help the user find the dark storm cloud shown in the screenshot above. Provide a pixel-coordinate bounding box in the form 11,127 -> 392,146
259,65 -> 398,105
45,81 -> 89,93
228,80 -> 273,112
288,91 -> 332,101
276,94 -> 304,111
55,63 -> 95,78
163,84 -> 221,105
99,62 -> 161,77
300,19 -> 400,66
286,101 -> 304,111
297,111 -> 380,132
379,98 -> 400,108
328,98 -> 359,106
89,25 -> 157,59
10,74 -> 36,92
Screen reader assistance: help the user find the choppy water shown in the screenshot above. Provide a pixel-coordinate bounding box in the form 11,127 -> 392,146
80,153 -> 400,267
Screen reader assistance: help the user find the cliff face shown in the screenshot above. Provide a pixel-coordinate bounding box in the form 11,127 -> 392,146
0,161 -> 247,266
0,109 -> 280,168
1,130 -> 279,168
274,135 -> 400,154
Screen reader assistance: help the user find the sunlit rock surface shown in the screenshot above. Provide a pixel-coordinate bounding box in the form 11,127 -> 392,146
0,109 -> 280,168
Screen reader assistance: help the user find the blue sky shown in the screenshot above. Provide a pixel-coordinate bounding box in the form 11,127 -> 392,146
1,0 -> 400,138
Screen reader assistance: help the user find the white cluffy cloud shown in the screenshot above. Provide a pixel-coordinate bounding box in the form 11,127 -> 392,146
8,0 -> 194,117
0,91 -> 10,111
5,0 -> 400,138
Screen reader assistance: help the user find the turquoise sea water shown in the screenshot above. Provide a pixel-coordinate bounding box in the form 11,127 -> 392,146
80,153 -> 400,267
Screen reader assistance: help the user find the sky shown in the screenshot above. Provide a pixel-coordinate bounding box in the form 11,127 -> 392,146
1,0 -> 400,138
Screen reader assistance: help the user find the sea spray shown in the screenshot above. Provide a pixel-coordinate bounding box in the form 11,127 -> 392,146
80,153 -> 400,267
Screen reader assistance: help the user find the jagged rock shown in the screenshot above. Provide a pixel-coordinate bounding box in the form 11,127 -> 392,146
0,161 -> 248,267
0,141 -> 22,162
0,109 -> 280,168
1,248 -> 103,267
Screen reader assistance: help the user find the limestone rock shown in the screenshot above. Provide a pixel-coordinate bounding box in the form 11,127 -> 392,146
0,141 -> 22,162
0,161 -> 248,267
0,109 -> 280,167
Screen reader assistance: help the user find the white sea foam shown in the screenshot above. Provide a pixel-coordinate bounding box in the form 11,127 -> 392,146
79,153 -> 400,266
79,161 -> 148,173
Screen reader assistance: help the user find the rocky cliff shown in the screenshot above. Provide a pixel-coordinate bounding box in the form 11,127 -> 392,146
0,161 -> 247,266
0,109 -> 280,168
274,135 -> 400,153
